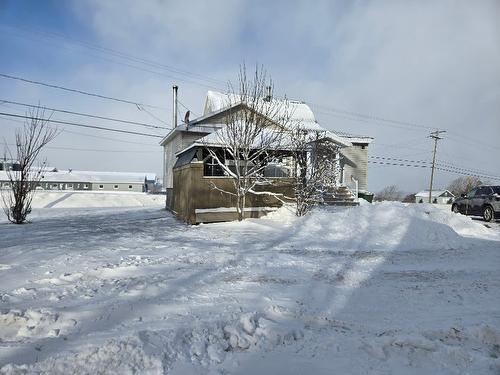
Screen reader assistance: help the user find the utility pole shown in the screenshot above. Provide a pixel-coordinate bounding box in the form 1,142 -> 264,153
428,130 -> 446,203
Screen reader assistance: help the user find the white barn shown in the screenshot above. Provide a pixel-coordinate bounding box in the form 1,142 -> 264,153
415,190 -> 455,204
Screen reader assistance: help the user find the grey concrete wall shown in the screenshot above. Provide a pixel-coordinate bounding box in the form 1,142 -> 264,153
1,179 -> 145,192
340,144 -> 369,191
91,182 -> 144,192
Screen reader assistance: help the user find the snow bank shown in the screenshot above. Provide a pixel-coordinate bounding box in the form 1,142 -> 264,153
264,202 -> 499,253
1,313 -> 304,374
0,309 -> 76,342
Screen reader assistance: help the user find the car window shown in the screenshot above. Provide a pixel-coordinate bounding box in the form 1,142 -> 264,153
492,186 -> 500,195
467,188 -> 477,198
477,187 -> 491,195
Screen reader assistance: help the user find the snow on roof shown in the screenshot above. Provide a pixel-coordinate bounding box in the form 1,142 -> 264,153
329,130 -> 374,144
175,121 -> 352,157
415,190 -> 454,197
203,90 -> 325,132
0,170 -> 157,184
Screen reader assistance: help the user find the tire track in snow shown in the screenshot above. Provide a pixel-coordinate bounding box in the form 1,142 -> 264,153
44,193 -> 75,208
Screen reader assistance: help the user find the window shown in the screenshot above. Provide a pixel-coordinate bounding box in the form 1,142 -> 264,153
477,187 -> 492,196
114,185 -> 119,189
467,188 -> 477,198
83,184 -> 89,189
128,185 -> 133,189
204,156 -> 225,177
99,185 -> 104,189
263,162 -> 290,178
67,184 -> 73,189
52,184 -> 58,189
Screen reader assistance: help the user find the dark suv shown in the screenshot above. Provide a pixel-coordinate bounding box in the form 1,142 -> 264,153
451,186 -> 500,222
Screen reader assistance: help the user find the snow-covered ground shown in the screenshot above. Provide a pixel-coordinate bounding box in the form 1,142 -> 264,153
0,199 -> 499,374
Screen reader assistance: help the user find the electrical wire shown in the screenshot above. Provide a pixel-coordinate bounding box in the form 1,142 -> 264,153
0,73 -> 168,110
0,99 -> 170,130
0,112 -> 163,138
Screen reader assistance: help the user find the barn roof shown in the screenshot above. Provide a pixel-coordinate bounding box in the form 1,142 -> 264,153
415,190 -> 455,198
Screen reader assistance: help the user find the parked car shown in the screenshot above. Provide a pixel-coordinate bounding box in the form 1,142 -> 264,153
451,185 -> 500,222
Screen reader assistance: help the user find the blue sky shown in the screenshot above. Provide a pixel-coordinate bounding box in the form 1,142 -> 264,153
1,0 -> 499,193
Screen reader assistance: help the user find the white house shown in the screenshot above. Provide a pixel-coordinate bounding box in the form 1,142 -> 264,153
415,190 -> 455,204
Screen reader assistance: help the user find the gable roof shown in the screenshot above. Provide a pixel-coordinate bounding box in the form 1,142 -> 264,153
203,90 -> 324,132
160,91 -> 373,148
415,189 -> 455,198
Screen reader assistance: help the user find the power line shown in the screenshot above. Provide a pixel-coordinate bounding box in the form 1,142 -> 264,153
310,103 -> 434,131
368,158 -> 500,181
0,112 -> 163,138
0,113 -> 160,146
0,99 -> 170,130
0,73 -> 168,110
4,143 -> 159,154
436,159 -> 499,178
1,24 -> 228,88
370,155 -> 430,165
136,105 -> 171,127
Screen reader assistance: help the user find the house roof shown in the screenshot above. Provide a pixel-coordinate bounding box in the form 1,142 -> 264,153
203,90 -> 323,131
329,130 -> 374,144
160,91 -> 373,148
415,190 -> 455,198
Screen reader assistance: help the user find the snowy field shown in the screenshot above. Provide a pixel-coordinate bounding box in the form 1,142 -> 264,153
0,196 -> 499,374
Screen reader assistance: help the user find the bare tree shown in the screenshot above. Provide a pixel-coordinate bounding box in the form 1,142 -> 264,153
375,185 -> 403,202
1,107 -> 58,224
204,64 -> 293,221
402,193 -> 416,203
290,129 -> 341,216
446,176 -> 483,196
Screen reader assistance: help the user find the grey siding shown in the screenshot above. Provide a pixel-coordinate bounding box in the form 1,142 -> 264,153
340,144 -> 369,191
163,131 -> 207,189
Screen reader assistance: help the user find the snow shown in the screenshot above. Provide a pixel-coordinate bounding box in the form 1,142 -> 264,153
25,191 -> 164,210
0,199 -> 499,374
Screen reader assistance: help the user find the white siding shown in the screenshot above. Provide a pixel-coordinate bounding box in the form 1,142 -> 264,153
340,144 -> 369,191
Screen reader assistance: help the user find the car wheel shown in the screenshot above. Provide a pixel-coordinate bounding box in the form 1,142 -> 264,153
452,204 -> 459,214
483,206 -> 493,222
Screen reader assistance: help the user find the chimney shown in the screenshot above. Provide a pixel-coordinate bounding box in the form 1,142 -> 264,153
265,85 -> 272,102
172,85 -> 178,128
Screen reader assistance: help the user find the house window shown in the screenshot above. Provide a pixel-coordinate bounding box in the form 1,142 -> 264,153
52,184 -> 58,189
67,184 -> 73,189
83,184 -> 89,189
203,156 -> 225,177
128,185 -> 133,189
114,185 -> 119,189
99,185 -> 104,189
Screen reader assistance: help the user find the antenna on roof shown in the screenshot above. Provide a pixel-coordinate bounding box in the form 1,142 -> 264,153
264,85 -> 272,102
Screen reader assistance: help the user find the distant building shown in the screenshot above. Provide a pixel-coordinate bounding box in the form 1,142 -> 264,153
415,190 -> 455,204
0,169 -> 157,193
